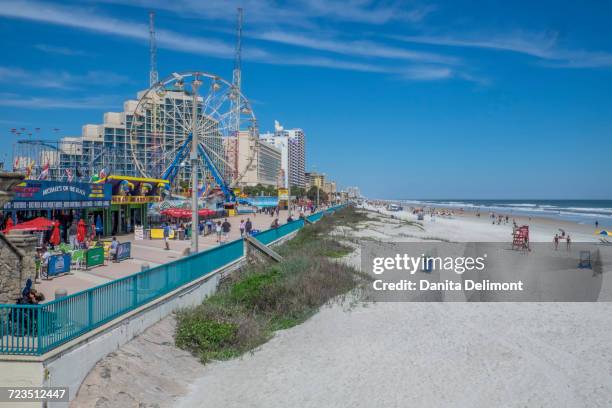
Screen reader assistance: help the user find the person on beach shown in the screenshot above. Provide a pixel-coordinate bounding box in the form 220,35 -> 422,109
566,234 -> 571,250
595,220 -> 599,228
221,218 -> 231,242
239,219 -> 245,237
553,234 -> 559,250
245,218 -> 252,235
215,221 -> 222,243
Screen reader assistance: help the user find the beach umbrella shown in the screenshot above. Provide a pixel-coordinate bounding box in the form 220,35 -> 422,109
8,217 -> 54,232
3,217 -> 14,233
50,220 -> 61,246
77,219 -> 86,243
161,208 -> 191,219
198,208 -> 216,217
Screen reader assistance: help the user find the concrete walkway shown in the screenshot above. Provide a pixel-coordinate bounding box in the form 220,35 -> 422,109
36,210 -> 294,301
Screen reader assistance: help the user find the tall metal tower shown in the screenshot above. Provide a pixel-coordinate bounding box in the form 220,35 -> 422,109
231,7 -> 243,132
149,10 -> 159,87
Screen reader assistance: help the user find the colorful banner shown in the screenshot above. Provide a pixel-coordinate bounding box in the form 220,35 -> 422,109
47,254 -> 71,276
86,246 -> 105,268
4,180 -> 112,210
116,242 -> 131,261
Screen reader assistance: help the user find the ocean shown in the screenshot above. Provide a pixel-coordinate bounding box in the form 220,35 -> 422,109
398,199 -> 612,226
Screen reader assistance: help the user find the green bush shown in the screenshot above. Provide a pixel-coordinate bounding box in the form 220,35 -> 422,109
175,318 -> 237,354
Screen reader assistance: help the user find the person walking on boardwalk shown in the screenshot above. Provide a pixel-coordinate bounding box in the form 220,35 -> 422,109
239,219 -> 245,237
215,221 -> 222,243
163,223 -> 170,250
68,221 -> 78,248
221,218 -> 231,242
245,218 -> 252,236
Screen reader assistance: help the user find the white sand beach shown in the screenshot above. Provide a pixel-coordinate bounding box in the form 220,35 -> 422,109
72,206 -> 612,408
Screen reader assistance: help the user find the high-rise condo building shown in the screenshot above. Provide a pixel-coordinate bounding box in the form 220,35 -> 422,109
260,120 -> 306,188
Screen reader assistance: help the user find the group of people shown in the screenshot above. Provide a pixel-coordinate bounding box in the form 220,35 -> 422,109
553,231 -> 571,250
490,213 -> 510,225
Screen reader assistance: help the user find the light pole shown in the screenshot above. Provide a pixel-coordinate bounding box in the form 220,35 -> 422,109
287,184 -> 292,218
191,75 -> 202,254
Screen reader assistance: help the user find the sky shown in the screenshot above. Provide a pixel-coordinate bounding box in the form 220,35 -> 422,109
0,0 -> 611,199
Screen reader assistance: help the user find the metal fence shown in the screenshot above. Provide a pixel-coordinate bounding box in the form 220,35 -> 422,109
0,205 -> 345,355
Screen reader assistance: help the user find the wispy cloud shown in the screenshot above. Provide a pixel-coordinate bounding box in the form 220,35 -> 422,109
0,0 -> 462,82
97,0 -> 435,26
0,66 -> 130,90
392,31 -> 612,68
0,0 -> 250,59
0,92 -> 122,109
271,55 -> 459,82
34,43 -> 93,56
252,31 -> 459,65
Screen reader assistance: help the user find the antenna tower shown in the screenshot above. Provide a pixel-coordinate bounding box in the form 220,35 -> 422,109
149,11 -> 159,87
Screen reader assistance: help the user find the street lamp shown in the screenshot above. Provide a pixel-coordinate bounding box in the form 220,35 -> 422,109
191,75 -> 202,254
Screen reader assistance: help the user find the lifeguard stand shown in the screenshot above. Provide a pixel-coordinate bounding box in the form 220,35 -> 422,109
512,225 -> 529,251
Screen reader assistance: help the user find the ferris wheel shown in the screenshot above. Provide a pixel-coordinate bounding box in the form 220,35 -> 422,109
128,71 -> 257,197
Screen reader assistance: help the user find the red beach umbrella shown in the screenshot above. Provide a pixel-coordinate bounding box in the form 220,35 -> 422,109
7,217 -> 54,232
50,220 -> 61,246
3,217 -> 14,233
161,208 -> 190,219
77,219 -> 86,243
198,208 -> 216,217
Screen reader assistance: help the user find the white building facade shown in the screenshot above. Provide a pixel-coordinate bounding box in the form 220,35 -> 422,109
260,120 -> 306,188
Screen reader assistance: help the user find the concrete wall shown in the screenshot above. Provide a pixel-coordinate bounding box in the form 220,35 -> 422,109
0,234 -> 24,303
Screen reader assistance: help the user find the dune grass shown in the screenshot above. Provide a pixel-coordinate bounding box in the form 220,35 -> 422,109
175,206 -> 367,363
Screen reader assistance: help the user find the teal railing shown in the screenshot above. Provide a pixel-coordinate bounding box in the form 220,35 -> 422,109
0,205 -> 345,355
253,218 -> 305,245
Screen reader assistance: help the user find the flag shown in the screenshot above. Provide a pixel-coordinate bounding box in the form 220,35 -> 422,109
25,160 -> 35,179
13,157 -> 19,171
98,167 -> 108,180
65,168 -> 73,182
39,162 -> 50,180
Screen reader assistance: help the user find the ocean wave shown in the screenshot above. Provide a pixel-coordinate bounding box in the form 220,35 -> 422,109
397,200 -> 612,223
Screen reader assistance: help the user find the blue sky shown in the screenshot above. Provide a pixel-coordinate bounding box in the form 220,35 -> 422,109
0,0 -> 611,199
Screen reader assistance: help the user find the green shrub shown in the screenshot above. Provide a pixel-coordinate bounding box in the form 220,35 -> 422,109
175,318 -> 237,354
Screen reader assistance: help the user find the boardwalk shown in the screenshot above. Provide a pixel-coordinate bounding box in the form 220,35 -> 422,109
36,210 -> 292,301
